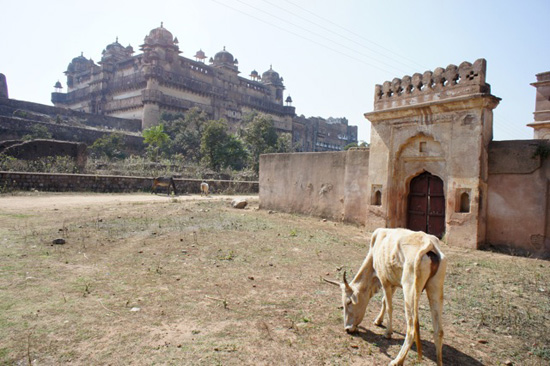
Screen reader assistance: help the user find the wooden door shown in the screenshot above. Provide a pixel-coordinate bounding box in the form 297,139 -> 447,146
407,172 -> 445,238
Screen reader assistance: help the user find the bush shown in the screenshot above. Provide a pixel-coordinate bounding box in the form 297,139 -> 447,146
0,154 -> 79,174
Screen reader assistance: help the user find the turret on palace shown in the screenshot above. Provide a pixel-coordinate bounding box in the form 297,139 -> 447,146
51,24 -> 358,152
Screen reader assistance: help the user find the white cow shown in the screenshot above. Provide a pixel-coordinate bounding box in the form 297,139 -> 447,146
325,228 -> 447,366
200,181 -> 209,196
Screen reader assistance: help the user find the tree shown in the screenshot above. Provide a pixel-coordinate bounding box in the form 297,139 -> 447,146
22,124 -> 52,141
142,124 -> 170,160
344,141 -> 368,150
343,142 -> 358,150
276,132 -> 294,153
162,108 -> 208,162
90,133 -> 126,159
242,113 -> 279,172
200,119 -> 248,171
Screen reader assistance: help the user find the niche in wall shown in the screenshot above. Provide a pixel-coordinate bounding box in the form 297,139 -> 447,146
371,185 -> 382,206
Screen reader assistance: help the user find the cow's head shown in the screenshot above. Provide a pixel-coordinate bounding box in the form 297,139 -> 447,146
325,271 -> 380,333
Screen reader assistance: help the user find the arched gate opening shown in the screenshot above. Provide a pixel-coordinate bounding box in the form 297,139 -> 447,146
407,171 -> 445,238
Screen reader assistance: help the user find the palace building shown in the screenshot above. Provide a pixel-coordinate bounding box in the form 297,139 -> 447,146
51,24 -> 357,151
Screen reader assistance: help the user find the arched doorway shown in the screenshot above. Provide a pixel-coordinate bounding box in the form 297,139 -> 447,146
407,171 -> 445,238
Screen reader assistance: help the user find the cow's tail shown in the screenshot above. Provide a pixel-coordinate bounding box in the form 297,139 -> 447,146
412,237 -> 441,360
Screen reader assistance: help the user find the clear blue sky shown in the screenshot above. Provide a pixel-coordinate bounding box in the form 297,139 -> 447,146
1,0 -> 548,143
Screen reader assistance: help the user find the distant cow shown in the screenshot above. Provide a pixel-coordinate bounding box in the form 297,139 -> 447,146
151,177 -> 177,196
325,228 -> 447,366
200,181 -> 209,196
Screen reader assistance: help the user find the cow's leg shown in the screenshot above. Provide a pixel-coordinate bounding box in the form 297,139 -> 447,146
380,283 -> 395,338
426,266 -> 446,366
373,296 -> 386,326
390,278 -> 419,365
374,286 -> 395,327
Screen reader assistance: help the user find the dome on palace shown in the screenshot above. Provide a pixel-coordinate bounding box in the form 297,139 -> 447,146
105,39 -> 125,53
101,38 -> 134,63
212,47 -> 238,71
214,47 -> 235,65
262,65 -> 283,86
67,53 -> 94,73
194,49 -> 206,60
143,23 -> 176,47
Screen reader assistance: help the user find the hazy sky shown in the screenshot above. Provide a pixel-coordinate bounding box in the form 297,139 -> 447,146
1,0 -> 548,142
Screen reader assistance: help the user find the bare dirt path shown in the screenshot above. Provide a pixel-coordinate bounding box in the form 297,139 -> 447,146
0,193 -> 258,213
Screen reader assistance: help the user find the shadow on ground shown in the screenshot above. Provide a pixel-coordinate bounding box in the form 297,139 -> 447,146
352,326 -> 483,365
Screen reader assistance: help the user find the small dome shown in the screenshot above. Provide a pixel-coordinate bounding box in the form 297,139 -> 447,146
214,46 -> 235,65
105,38 -> 125,52
71,52 -> 88,64
212,47 -> 238,71
101,38 -> 133,64
285,96 -> 292,103
261,65 -> 283,86
250,70 -> 259,78
54,81 -> 63,89
262,65 -> 279,79
194,49 -> 206,60
67,53 -> 94,73
143,23 -> 176,47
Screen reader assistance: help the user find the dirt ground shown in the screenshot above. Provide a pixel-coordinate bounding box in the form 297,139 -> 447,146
0,193 -> 549,365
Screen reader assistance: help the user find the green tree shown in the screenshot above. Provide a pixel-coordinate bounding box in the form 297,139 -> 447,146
343,142 -> 358,150
142,124 -> 170,160
22,124 -> 52,141
162,108 -> 208,162
242,113 -> 280,172
276,132 -> 294,153
201,119 -> 248,171
90,133 -> 126,159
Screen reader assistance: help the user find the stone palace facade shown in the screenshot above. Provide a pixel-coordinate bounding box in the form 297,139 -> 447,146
51,24 -> 357,152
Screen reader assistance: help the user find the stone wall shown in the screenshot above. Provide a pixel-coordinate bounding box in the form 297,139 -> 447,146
259,142 -> 550,258
0,73 -> 7,99
259,149 -> 369,223
0,139 -> 87,172
486,140 -> 550,258
0,171 -> 258,194
0,116 -> 144,153
0,97 -> 141,132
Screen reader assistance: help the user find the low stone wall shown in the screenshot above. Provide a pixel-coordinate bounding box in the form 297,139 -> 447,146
0,116 -> 144,153
0,97 -> 141,132
0,171 -> 258,194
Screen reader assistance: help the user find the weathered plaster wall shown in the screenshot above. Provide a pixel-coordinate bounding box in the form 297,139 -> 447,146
343,149 -> 371,224
259,149 -> 369,223
486,140 -> 550,258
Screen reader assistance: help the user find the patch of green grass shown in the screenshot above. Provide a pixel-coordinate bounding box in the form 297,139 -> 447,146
531,346 -> 550,360
0,213 -> 33,219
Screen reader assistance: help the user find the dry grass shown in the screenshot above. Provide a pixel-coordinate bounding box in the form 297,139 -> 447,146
0,193 -> 549,365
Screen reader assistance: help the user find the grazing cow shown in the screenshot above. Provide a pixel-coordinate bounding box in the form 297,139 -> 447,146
325,228 -> 446,366
151,176 -> 177,196
200,181 -> 209,196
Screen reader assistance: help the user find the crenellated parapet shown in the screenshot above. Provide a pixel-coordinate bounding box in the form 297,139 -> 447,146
373,58 -> 491,111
